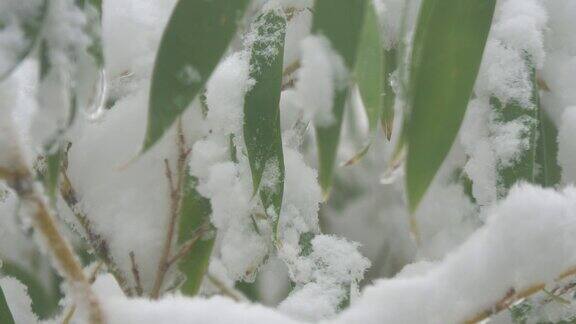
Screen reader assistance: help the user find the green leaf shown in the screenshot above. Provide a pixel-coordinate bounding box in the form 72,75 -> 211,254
178,175 -> 215,296
0,282 -> 15,324
0,0 -> 48,81
243,8 -> 286,236
405,0 -> 496,212
144,0 -> 250,152
1,262 -> 59,319
355,2 -> 384,134
312,0 -> 367,197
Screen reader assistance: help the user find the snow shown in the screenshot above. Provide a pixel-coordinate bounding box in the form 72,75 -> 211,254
295,35 -> 348,127
0,0 -> 44,75
41,184 -> 576,324
205,53 -> 252,136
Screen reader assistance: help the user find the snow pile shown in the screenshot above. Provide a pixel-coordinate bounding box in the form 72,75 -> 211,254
336,184 -> 576,323
294,35 -> 348,127
9,184 -> 569,324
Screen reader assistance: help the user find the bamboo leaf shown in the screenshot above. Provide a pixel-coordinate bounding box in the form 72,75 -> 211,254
313,0 -> 367,197
74,0 -> 106,115
178,175 -> 215,296
405,0 -> 496,212
243,8 -> 286,235
0,0 -> 48,81
144,0 -> 250,152
0,282 -> 15,324
355,2 -> 384,134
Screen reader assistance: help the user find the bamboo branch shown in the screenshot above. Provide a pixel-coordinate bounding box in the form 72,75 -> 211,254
6,168 -> 104,324
465,265 -> 576,323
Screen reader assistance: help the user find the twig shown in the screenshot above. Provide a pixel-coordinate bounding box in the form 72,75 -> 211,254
281,60 -> 300,90
129,251 -> 143,296
150,119 -> 191,299
166,222 -> 210,266
207,273 -> 247,302
465,265 -> 576,323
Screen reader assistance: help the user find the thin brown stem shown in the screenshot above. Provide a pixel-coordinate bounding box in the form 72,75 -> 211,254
282,60 -> 300,90
465,265 -> 576,323
150,119 -> 190,299
207,273 -> 247,302
6,168 -> 104,324
129,251 -> 144,296
166,222 -> 209,266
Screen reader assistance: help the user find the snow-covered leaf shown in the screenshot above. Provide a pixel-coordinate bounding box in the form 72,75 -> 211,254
243,8 -> 286,236
492,63 -> 539,197
312,0 -> 367,197
405,0 -> 496,212
144,0 -> 250,152
74,0 -> 106,116
0,0 -> 47,81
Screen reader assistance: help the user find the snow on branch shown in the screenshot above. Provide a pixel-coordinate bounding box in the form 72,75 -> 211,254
92,184 -> 576,324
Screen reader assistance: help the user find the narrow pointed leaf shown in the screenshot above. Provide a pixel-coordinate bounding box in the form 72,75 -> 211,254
355,2 -> 384,133
405,0 -> 496,212
0,0 -> 48,81
243,8 -> 286,235
178,175 -> 215,296
0,283 -> 15,324
144,0 -> 250,152
313,0 -> 367,197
